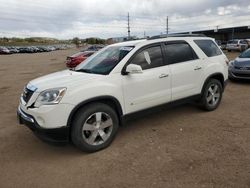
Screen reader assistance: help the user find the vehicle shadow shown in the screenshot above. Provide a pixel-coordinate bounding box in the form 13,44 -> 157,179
118,103 -> 201,135
229,79 -> 250,85
12,102 -> 202,157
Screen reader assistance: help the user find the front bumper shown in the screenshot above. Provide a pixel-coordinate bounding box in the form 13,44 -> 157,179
229,69 -> 250,80
17,106 -> 69,143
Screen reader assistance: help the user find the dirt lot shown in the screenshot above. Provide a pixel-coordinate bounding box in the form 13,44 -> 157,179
0,49 -> 249,188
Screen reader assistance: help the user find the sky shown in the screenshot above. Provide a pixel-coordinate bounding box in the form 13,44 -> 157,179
0,0 -> 250,39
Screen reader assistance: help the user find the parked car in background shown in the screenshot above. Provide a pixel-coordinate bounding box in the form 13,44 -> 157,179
0,47 -> 10,54
245,39 -> 250,48
215,40 -> 221,47
228,48 -> 250,80
220,41 -> 227,50
66,51 -> 95,68
81,44 -> 105,52
7,47 -> 19,54
0,44 -> 72,55
226,39 -> 248,52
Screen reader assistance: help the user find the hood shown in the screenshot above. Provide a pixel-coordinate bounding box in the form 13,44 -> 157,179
29,70 -> 103,92
234,57 -> 250,67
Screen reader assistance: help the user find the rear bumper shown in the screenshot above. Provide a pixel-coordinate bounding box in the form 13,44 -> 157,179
226,47 -> 241,51
17,106 -> 69,143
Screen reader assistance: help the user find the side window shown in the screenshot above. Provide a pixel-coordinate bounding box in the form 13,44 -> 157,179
165,42 -> 198,64
240,40 -> 247,44
130,46 -> 164,70
194,39 -> 222,57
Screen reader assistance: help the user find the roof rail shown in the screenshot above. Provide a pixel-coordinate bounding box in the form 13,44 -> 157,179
148,33 -> 207,40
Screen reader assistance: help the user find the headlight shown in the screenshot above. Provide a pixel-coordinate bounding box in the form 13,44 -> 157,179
34,87 -> 66,107
229,61 -> 235,68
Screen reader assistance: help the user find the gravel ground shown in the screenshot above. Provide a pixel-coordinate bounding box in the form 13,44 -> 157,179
0,49 -> 249,188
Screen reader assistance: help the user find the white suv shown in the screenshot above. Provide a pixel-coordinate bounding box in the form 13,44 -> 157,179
17,35 -> 229,152
226,39 -> 248,52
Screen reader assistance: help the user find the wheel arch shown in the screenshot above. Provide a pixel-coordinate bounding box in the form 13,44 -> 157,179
202,73 -> 225,94
67,96 -> 123,129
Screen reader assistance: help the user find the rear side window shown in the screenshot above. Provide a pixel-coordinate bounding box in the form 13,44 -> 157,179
130,46 -> 164,70
194,40 -> 222,57
164,42 -> 198,64
240,40 -> 247,44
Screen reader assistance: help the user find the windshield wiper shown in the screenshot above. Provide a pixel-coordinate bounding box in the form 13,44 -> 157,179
75,69 -> 94,73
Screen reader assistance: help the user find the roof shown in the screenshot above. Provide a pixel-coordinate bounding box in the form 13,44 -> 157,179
110,39 -> 146,47
109,36 -> 212,48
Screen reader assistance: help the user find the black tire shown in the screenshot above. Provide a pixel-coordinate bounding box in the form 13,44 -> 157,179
71,103 -> 119,152
199,79 -> 223,111
227,50 -> 231,52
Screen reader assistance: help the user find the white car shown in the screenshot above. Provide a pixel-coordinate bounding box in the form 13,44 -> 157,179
17,35 -> 229,152
226,39 -> 248,52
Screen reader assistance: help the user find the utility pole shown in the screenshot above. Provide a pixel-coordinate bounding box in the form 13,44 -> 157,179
166,16 -> 169,36
127,12 -> 130,40
232,28 -> 234,40
144,31 -> 146,38
215,25 -> 219,32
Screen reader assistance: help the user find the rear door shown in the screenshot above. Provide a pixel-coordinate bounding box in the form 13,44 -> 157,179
122,44 -> 171,114
164,41 -> 203,101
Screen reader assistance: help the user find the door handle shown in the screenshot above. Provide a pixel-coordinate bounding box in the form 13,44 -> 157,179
194,66 -> 202,71
159,74 -> 169,78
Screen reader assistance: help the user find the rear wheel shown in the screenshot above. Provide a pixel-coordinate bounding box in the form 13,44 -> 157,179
199,79 -> 223,111
71,103 -> 119,152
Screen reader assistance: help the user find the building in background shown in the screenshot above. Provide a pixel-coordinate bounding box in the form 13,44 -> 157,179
178,26 -> 250,41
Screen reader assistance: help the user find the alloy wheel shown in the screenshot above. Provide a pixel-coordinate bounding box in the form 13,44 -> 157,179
206,83 -> 221,107
82,112 -> 113,146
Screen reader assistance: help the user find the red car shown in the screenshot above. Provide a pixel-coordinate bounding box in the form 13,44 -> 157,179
66,51 -> 95,68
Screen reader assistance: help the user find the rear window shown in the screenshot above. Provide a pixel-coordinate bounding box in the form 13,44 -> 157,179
194,40 -> 222,57
240,40 -> 247,44
228,40 -> 238,44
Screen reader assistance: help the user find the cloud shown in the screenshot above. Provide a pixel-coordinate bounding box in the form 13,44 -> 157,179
0,0 -> 250,39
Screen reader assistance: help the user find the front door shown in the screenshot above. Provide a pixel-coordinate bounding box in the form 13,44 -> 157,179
122,45 -> 171,114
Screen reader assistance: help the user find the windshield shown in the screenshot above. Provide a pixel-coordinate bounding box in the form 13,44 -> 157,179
75,46 -> 134,75
239,49 -> 250,58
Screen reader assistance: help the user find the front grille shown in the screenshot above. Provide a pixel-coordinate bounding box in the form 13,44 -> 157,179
22,87 -> 34,103
234,66 -> 250,70
233,72 -> 250,78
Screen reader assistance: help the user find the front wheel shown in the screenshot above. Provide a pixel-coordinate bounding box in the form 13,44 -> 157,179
71,103 -> 119,152
199,79 -> 223,111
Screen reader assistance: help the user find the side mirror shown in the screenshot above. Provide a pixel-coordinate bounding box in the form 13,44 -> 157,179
126,64 -> 143,74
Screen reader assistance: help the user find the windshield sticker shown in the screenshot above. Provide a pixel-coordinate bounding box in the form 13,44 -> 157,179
120,47 -> 133,51
144,51 -> 151,65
